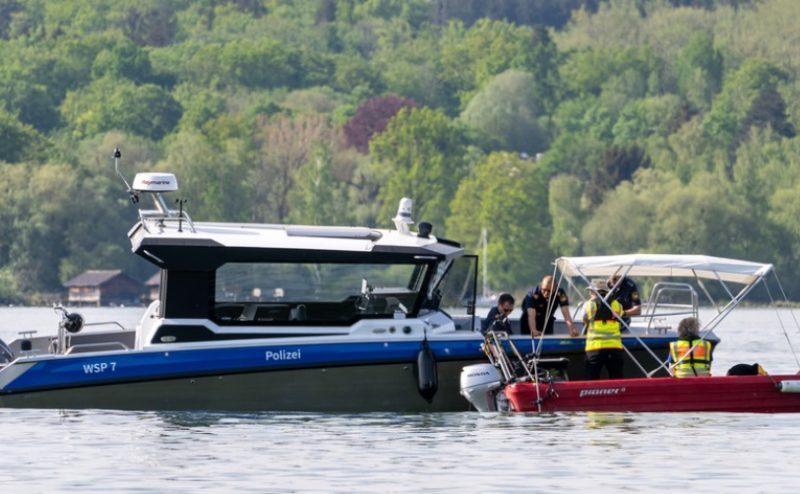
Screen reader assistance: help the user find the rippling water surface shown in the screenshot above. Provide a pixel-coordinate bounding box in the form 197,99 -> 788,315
1,307 -> 800,492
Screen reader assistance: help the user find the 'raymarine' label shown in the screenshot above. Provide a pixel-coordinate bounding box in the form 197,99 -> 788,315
265,349 -> 302,361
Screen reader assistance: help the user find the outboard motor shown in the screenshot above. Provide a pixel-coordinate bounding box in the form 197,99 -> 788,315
460,363 -> 504,412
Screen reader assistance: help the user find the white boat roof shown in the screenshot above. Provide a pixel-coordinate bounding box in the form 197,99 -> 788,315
135,220 -> 447,251
129,217 -> 463,269
555,254 -> 773,285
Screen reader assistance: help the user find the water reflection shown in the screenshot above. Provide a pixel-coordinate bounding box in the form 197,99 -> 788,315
1,408 -> 799,492
584,411 -> 635,429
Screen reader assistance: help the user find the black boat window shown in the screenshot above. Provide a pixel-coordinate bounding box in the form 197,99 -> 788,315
428,255 -> 478,315
213,262 -> 431,325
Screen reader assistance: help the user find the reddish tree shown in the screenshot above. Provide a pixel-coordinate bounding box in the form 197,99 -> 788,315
344,96 -> 417,153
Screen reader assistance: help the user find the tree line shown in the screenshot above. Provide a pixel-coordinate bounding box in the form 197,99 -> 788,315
2,0 -> 800,303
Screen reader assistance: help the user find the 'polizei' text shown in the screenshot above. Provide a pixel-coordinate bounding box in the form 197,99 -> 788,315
265,349 -> 302,361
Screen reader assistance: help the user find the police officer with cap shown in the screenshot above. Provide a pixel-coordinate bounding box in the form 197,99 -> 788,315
607,274 -> 641,328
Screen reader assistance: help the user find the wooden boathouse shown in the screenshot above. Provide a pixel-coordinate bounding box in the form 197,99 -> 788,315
64,270 -> 143,306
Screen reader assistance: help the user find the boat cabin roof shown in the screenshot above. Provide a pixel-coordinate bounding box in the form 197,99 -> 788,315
129,220 -> 463,270
556,254 -> 773,285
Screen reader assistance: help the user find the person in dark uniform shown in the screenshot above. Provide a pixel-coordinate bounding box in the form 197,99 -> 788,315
520,275 -> 578,337
481,293 -> 515,335
607,274 -> 641,328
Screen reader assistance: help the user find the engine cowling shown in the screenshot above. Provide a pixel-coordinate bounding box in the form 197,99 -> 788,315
459,363 -> 503,412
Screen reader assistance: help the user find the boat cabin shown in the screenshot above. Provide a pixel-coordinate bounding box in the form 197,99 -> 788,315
125,173 -> 474,344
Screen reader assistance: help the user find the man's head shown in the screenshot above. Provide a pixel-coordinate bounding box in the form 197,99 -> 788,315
539,275 -> 555,297
608,274 -> 621,289
496,293 -> 515,315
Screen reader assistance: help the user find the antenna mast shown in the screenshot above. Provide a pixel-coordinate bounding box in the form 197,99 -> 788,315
481,227 -> 489,298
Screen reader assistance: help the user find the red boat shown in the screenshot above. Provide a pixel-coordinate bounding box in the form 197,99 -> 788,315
460,254 -> 800,414
504,375 -> 800,413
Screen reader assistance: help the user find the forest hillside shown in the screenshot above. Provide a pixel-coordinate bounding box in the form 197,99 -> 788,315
2,0 -> 799,302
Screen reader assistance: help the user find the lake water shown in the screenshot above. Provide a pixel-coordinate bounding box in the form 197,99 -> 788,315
1,307 -> 799,492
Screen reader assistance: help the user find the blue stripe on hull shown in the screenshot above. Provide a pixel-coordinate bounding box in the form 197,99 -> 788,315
2,336 -> 675,394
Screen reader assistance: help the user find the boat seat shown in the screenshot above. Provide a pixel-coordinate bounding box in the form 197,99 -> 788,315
367,298 -> 387,314
525,357 -> 570,381
536,357 -> 570,371
214,304 -> 245,321
253,304 -> 291,322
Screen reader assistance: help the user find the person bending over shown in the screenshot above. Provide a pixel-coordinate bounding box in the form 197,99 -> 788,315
481,293 -> 515,335
520,275 -> 578,337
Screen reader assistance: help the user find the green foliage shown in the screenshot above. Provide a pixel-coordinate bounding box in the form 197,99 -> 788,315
581,168 -> 679,255
90,38 -> 154,82
648,173 -> 765,259
0,109 -> 47,163
674,32 -> 723,110
585,145 -> 651,207
6,0 -> 800,300
59,131 -> 162,282
60,76 -> 182,139
536,132 -> 607,179
703,59 -> 793,158
371,23 -> 450,109
552,96 -> 615,142
160,127 -> 252,223
250,113 -> 341,223
460,69 -> 548,154
715,0 -> 800,76
172,83 -> 227,130
371,107 -> 468,232
447,152 -> 552,291
5,162 -> 79,291
287,143 -> 352,226
440,19 -> 560,112
548,175 -> 585,256
352,0 -> 435,28
114,1 -> 179,47
174,39 -> 298,89
612,94 -> 688,144
281,86 -> 347,116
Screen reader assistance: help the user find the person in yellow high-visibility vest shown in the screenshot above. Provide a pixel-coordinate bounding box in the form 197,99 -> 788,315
669,317 -> 713,378
582,279 -> 625,380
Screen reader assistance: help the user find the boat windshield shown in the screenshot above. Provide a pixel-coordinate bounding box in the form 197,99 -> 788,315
212,261 -> 431,324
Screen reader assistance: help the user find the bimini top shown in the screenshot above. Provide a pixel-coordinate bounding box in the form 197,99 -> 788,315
555,254 -> 773,285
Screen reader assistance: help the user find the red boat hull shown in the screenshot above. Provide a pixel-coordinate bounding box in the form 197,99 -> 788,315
505,375 -> 800,413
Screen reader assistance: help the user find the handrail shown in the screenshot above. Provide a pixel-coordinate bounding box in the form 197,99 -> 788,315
83,321 -> 129,331
643,282 -> 698,334
139,209 -> 196,234
64,342 -> 130,355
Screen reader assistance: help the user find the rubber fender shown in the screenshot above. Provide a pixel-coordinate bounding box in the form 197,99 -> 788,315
415,339 -> 438,403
